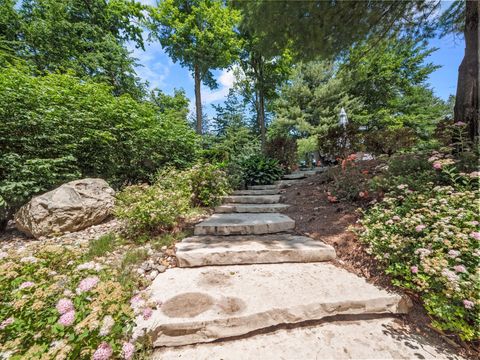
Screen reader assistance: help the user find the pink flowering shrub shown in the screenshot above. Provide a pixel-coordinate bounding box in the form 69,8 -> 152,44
0,246 -> 138,358
358,183 -> 480,340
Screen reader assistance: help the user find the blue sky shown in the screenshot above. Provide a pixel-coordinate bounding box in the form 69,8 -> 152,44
132,1 -> 463,116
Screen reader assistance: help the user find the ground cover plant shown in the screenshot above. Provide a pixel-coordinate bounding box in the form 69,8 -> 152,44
357,138 -> 480,341
0,244 -> 154,359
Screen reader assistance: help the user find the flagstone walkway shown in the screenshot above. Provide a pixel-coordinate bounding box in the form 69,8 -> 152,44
135,170 -> 465,359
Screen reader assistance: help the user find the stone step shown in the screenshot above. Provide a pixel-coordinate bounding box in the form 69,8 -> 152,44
274,179 -> 300,188
215,203 -> 289,213
135,263 -> 410,347
283,172 -> 306,180
232,189 -> 280,195
153,318 -> 461,360
194,213 -> 295,236
223,195 -> 281,204
175,234 -> 336,267
248,184 -> 278,190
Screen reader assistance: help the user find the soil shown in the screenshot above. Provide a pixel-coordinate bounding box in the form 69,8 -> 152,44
281,169 -> 478,359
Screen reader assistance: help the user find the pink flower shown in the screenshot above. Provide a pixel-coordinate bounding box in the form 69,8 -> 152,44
122,342 -> 135,360
93,342 -> 113,360
58,310 -> 75,327
469,171 -> 480,178
392,215 -> 401,222
415,224 -> 426,232
469,221 -> 479,226
56,298 -> 74,315
454,121 -> 466,126
410,266 -> 419,274
453,265 -> 467,273
142,307 -> 153,320
469,232 -> 480,240
19,281 -> 35,290
433,162 -> 442,170
0,317 -> 14,330
463,300 -> 474,309
448,250 -> 460,258
76,276 -> 99,293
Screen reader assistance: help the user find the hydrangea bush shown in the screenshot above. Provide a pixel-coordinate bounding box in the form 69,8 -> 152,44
0,245 -> 156,359
358,166 -> 479,340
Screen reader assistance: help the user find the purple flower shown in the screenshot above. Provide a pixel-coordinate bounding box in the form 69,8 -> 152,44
410,266 -> 419,274
58,310 -> 75,327
76,276 -> 99,293
453,265 -> 467,273
469,220 -> 479,226
415,224 -> 426,232
19,281 -> 35,290
56,298 -> 74,315
469,232 -> 480,240
463,300 -> 474,309
142,307 -> 153,320
122,342 -> 135,360
93,342 -> 113,360
0,317 -> 14,330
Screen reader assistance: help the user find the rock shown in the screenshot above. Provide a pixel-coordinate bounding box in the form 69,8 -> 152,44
14,178 -> 114,239
176,234 -> 336,267
156,265 -> 167,273
194,213 -> 295,236
148,270 -> 159,280
283,172 -> 306,180
135,263 -> 410,347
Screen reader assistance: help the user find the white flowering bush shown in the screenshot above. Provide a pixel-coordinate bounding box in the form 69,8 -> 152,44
359,170 -> 480,340
0,245 -> 153,359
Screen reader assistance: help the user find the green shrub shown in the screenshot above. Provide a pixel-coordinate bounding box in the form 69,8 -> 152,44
0,66 -> 199,227
265,135 -> 298,173
240,155 -> 283,186
358,161 -> 480,341
187,163 -> 231,207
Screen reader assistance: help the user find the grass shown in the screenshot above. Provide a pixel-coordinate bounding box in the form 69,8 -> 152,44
151,230 -> 192,250
84,232 -> 118,260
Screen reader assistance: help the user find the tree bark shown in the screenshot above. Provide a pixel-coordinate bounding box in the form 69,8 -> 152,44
258,85 -> 266,150
454,0 -> 479,143
194,64 -> 203,134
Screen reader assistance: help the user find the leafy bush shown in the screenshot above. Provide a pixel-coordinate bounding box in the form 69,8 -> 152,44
265,135 -> 298,173
115,164 -> 230,239
363,128 -> 417,155
187,163 -> 231,207
240,155 -> 283,186
0,245 -> 142,359
0,66 -> 199,227
114,171 -> 191,239
360,160 -> 480,340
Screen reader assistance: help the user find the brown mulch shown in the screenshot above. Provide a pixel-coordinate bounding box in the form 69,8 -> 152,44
281,171 -> 478,359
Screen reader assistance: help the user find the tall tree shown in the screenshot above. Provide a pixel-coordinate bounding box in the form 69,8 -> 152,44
235,32 -> 292,148
1,0 -> 147,97
440,0 -> 478,142
148,0 -> 241,134
234,1 -> 479,141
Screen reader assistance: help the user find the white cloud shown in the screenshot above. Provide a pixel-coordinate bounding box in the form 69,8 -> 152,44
201,68 -> 236,104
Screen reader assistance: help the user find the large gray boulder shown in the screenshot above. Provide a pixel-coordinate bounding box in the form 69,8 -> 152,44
15,178 -> 115,238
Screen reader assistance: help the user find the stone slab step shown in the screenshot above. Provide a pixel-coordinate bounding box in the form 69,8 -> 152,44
135,263 -> 410,347
223,195 -> 281,204
215,203 -> 289,213
274,180 -> 300,188
283,172 -> 306,180
152,318 -> 462,360
248,184 -> 278,190
232,189 -> 280,195
175,234 -> 336,267
194,213 -> 294,236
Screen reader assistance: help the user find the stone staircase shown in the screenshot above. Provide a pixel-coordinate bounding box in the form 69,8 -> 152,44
136,173 -> 461,359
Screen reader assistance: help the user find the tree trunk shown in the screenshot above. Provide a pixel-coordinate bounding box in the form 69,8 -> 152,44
454,0 -> 479,143
194,64 -> 203,135
258,86 -> 266,150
